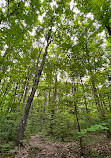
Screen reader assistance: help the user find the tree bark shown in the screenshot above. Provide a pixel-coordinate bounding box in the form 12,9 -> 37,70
18,78 -> 27,107
22,73 -> 30,107
18,67 -> 30,108
90,77 -> 105,119
16,34 -> 52,145
105,24 -> 111,36
73,81 -> 84,156
108,95 -> 111,112
80,77 -> 89,115
49,70 -> 57,135
12,82 -> 19,104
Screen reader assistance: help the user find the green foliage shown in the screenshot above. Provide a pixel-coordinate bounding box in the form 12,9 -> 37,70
86,123 -> 109,132
0,0 -> 111,157
52,113 -> 75,141
78,122 -> 109,138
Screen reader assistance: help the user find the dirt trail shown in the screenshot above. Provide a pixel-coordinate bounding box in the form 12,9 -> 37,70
15,135 -> 79,158
15,134 -> 111,158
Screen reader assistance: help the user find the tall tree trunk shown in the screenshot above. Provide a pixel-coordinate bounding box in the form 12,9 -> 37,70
99,94 -> 108,111
22,73 -> 30,107
39,90 -> 47,130
18,67 -> 30,111
85,43 -> 105,119
73,81 -> 84,156
18,77 -> 28,108
49,70 -> 57,135
44,91 -> 47,106
16,33 -> 52,145
80,77 -> 89,116
10,81 -> 19,112
105,24 -> 111,36
49,90 -> 51,103
14,82 -> 19,97
90,76 -> 105,119
108,95 -> 111,112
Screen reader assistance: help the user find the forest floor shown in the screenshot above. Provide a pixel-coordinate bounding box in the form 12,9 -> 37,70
14,133 -> 111,158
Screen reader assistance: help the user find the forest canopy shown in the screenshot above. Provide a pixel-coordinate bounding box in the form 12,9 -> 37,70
0,0 -> 111,157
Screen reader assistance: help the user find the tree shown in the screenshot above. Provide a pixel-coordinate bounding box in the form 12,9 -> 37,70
75,0 -> 111,36
1,0 -> 111,157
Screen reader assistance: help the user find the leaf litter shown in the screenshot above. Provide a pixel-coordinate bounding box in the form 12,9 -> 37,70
15,134 -> 111,158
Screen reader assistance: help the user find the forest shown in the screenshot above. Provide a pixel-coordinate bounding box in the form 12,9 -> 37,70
0,0 -> 111,157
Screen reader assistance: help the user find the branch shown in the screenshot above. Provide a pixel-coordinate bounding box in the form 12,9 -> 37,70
105,24 -> 111,36
46,17 -> 54,42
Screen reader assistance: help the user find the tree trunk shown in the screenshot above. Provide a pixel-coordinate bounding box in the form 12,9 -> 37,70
108,95 -> 111,112
22,73 -> 30,107
16,35 -> 52,145
18,77 -> 28,107
105,24 -> 111,36
80,77 -> 89,116
49,70 -> 57,135
90,76 -> 105,119
73,81 -> 84,156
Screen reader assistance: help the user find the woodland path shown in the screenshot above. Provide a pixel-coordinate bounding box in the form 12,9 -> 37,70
15,134 -> 111,158
15,134 -> 79,158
